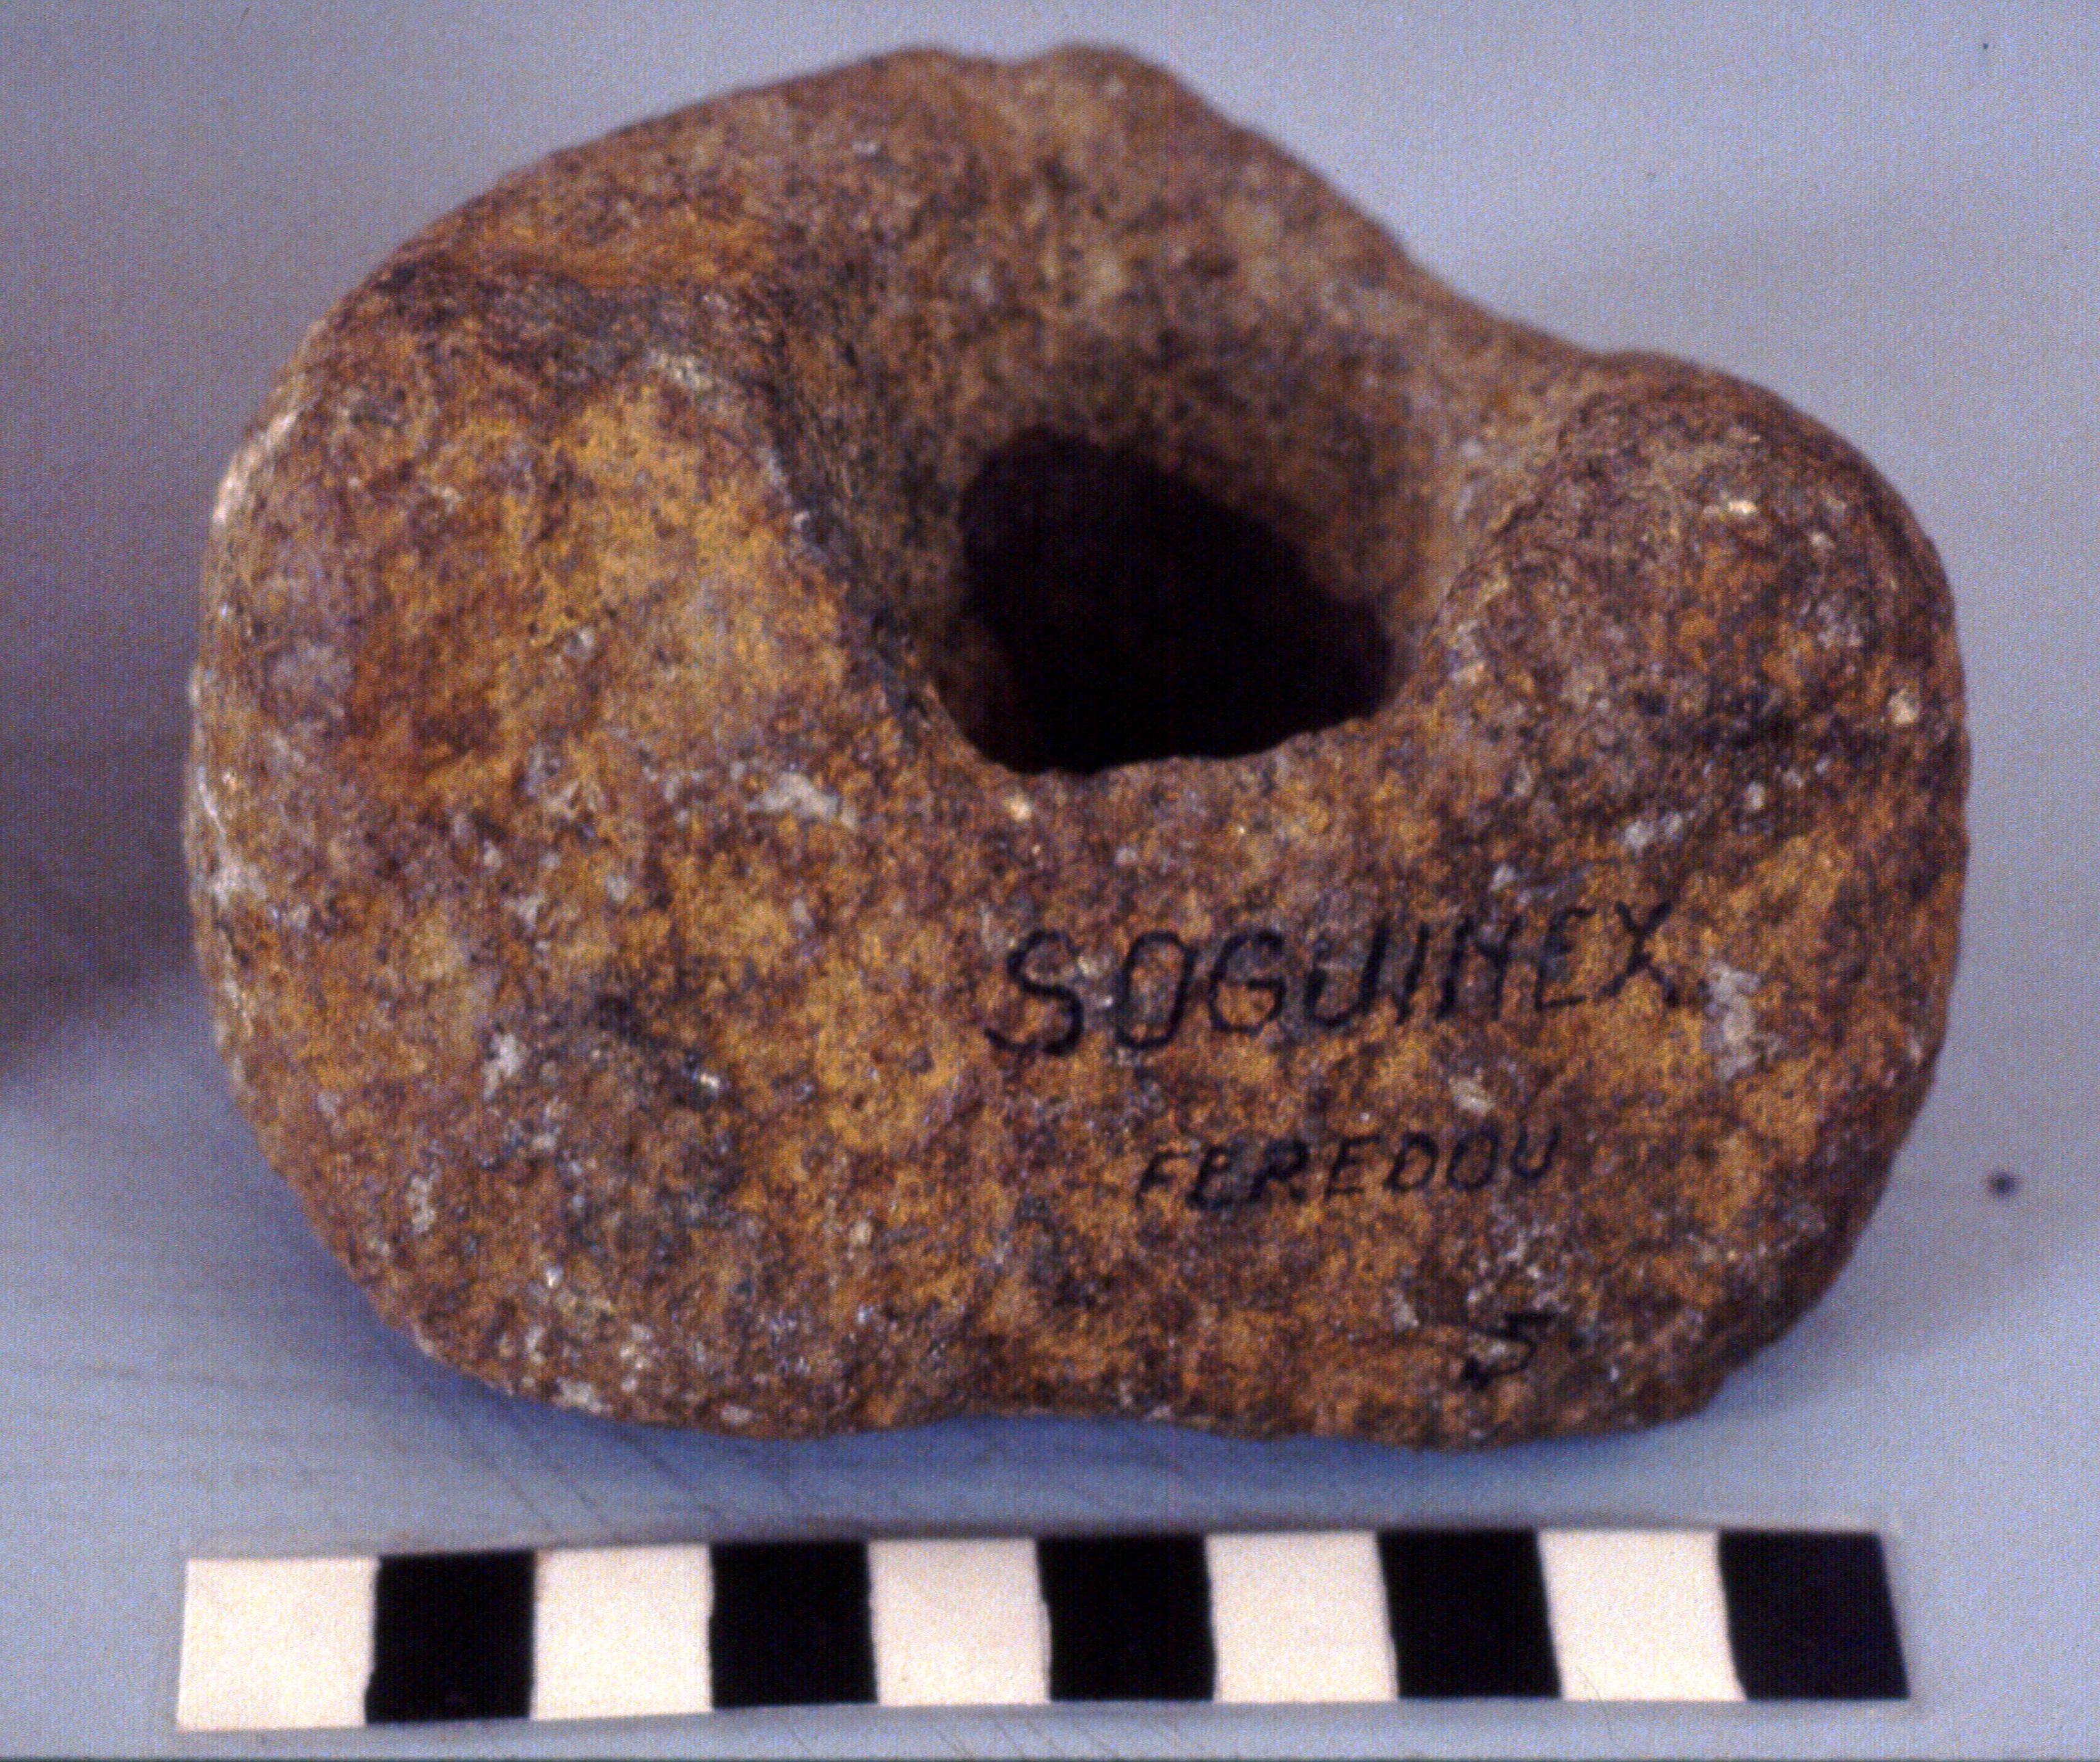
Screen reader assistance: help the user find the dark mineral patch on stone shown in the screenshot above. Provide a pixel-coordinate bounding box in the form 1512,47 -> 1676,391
185,46 -> 1966,1444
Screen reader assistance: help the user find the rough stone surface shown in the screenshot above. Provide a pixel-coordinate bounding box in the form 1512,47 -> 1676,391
186,46 -> 1966,1445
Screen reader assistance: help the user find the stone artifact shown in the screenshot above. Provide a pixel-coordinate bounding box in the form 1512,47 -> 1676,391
187,47 -> 1965,1444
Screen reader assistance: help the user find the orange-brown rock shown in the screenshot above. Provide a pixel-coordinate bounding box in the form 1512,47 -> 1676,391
185,46 -> 1965,1444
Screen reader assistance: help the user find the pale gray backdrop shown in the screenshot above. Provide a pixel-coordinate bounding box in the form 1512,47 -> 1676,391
3,1 -> 2096,1754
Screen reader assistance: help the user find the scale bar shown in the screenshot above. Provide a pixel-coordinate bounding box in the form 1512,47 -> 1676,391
177,1525 -> 1906,1731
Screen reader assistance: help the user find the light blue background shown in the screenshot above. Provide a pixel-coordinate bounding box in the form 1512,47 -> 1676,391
3,3 -> 2095,1753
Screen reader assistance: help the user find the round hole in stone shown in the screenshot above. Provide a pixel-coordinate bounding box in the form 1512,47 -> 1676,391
939,431 -> 1392,775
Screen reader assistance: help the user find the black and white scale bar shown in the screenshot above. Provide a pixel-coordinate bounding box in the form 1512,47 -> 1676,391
176,1527 -> 1905,1730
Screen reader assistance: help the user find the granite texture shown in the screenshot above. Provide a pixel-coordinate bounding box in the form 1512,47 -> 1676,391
185,46 -> 1965,1444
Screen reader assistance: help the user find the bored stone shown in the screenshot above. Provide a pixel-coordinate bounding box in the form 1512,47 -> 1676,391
185,47 -> 1966,1444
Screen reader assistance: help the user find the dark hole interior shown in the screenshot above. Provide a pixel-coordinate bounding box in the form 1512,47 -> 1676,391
944,431 -> 1392,775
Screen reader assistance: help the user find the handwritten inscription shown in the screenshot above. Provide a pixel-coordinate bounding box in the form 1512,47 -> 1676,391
1135,1118 -> 1562,1213
1455,1311 -> 1557,1387
986,896 -> 1677,1056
